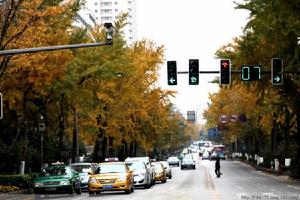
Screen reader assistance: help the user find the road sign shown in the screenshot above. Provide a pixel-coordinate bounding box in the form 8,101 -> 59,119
241,65 -> 261,81
189,59 -> 199,85
187,111 -> 196,123
271,58 -> 283,85
239,113 -> 247,123
219,115 -> 228,124
167,61 -> 177,85
220,59 -> 231,85
230,115 -> 238,123
0,93 -> 2,119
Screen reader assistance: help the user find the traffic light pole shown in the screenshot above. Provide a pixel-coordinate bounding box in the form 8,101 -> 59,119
0,42 -> 113,56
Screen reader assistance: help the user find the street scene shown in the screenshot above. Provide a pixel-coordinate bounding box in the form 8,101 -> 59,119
1,0 -> 300,200
1,152 -> 300,200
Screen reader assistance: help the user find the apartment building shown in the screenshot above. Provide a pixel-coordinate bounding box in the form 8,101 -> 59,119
77,0 -> 137,44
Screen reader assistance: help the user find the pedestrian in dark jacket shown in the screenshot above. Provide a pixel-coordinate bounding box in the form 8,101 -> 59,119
215,155 -> 221,177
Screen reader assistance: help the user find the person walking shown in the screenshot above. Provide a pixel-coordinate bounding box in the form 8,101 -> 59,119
215,155 -> 221,177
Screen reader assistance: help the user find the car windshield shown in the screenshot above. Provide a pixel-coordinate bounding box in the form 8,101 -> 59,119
40,167 -> 70,177
153,163 -> 162,170
182,158 -> 193,162
96,164 -> 127,174
70,165 -> 92,173
168,157 -> 178,161
126,162 -> 145,170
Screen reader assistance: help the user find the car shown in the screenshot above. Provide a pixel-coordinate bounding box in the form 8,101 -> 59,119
88,162 -> 134,195
125,161 -> 152,189
151,162 -> 167,183
33,165 -> 82,195
210,151 -> 226,160
167,156 -> 180,167
181,157 -> 196,170
160,161 -> 172,179
69,163 -> 95,191
202,150 -> 211,160
125,157 -> 156,185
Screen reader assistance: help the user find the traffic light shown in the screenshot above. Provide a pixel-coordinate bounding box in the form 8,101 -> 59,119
189,59 -> 199,85
241,65 -> 261,81
167,61 -> 177,85
220,59 -> 231,85
271,58 -> 283,85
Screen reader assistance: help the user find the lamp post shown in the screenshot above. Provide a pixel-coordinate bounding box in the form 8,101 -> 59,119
39,115 -> 45,170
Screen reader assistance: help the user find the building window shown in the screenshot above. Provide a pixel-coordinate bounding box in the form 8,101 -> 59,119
95,9 -> 98,13
115,1 -> 118,5
94,2 -> 98,5
101,16 -> 113,21
101,2 -> 112,6
115,9 -> 118,12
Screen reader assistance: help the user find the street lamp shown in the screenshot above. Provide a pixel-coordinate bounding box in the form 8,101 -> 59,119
104,23 -> 113,42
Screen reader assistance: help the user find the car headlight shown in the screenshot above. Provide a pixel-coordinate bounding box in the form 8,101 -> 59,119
88,177 -> 97,183
34,182 -> 43,187
118,175 -> 127,182
60,180 -> 70,185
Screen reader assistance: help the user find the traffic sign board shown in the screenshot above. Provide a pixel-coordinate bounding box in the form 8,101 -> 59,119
219,115 -> 228,124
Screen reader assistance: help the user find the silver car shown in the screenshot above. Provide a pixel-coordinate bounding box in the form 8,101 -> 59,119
125,157 -> 156,186
126,161 -> 152,189
160,161 -> 172,179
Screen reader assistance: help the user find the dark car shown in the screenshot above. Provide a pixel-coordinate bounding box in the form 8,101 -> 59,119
181,157 -> 196,170
33,165 -> 81,194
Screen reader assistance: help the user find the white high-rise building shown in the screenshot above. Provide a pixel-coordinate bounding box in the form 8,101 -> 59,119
78,0 -> 137,44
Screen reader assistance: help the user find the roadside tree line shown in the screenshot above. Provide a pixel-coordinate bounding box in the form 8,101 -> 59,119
204,0 -> 300,169
0,0 -> 194,174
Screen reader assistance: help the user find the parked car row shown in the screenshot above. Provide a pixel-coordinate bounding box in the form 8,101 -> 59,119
33,157 -> 173,196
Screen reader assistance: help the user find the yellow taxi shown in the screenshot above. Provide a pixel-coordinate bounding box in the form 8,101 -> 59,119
151,162 -> 167,183
88,162 -> 134,195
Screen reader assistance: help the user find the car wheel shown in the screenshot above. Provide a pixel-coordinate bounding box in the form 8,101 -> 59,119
96,191 -> 101,194
125,189 -> 131,194
144,183 -> 149,189
169,175 -> 172,179
131,185 -> 134,193
68,184 -> 74,195
76,186 -> 81,195
88,191 -> 94,195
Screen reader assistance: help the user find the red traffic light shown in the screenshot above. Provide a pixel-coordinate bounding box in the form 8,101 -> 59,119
220,59 -> 231,85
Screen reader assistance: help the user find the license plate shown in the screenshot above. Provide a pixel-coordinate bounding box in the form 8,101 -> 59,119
103,185 -> 113,189
45,187 -> 57,191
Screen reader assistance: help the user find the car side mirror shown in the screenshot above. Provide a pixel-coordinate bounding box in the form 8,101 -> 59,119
88,172 -> 92,175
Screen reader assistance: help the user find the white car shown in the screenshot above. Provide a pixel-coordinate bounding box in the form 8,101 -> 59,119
126,161 -> 152,189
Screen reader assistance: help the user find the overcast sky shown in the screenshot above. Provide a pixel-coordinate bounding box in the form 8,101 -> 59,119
136,0 -> 249,124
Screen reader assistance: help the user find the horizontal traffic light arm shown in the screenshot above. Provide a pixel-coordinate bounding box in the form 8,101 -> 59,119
177,70 -> 300,74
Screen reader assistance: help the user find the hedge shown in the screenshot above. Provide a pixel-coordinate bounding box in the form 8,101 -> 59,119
0,174 -> 38,192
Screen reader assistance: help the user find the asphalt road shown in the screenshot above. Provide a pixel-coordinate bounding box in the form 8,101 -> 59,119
1,158 -> 300,200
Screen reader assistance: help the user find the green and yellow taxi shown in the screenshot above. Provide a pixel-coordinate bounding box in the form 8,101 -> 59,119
88,162 -> 134,195
33,164 -> 81,195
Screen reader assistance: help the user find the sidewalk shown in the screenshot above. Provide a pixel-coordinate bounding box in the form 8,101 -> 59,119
236,159 -> 300,183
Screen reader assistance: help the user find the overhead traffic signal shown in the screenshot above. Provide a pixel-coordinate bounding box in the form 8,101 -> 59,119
271,58 -> 283,85
220,59 -> 231,85
167,61 -> 177,85
241,65 -> 261,81
189,59 -> 199,85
